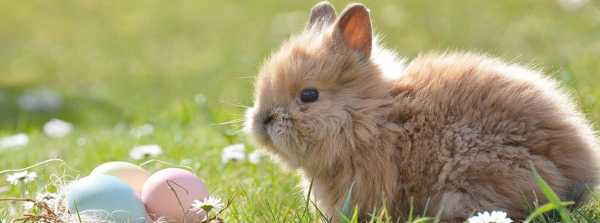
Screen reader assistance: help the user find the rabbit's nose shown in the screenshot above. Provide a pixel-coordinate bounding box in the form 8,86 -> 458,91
262,113 -> 274,125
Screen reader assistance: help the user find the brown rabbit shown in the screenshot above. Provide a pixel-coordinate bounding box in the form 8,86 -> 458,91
244,2 -> 599,222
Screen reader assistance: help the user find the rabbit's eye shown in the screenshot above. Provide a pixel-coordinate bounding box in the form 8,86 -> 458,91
300,89 -> 319,103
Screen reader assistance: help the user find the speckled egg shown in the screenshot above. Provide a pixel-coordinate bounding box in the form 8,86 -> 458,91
142,168 -> 209,222
90,161 -> 150,195
67,175 -> 146,223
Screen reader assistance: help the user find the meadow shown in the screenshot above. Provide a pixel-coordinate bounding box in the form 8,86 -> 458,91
1,0 -> 599,222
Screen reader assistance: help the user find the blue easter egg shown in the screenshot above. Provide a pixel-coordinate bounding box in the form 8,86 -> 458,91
67,175 -> 146,223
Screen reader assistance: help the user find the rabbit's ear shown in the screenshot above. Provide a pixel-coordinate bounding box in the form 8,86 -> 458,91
307,1 -> 337,31
334,4 -> 372,59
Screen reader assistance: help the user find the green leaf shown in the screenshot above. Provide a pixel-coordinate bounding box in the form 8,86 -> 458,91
341,182 -> 356,223
523,201 -> 575,223
530,163 -> 573,223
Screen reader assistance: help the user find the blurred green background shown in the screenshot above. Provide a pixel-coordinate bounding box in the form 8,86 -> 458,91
0,0 -> 599,221
1,0 -> 599,130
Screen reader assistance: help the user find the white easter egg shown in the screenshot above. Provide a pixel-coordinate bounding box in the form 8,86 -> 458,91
90,161 -> 150,195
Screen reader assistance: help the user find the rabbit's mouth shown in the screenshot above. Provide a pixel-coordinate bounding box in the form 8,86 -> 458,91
245,106 -> 307,156
262,114 -> 304,152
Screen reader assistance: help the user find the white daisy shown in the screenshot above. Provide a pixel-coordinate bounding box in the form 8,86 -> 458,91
23,201 -> 35,211
468,211 -> 513,223
36,192 -> 60,208
190,196 -> 225,214
248,150 -> 262,164
221,144 -> 245,164
43,118 -> 73,138
0,133 -> 29,150
130,144 -> 163,160
130,124 -> 154,138
6,170 -> 37,185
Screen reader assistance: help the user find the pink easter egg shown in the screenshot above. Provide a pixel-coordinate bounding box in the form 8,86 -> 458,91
141,168 -> 209,222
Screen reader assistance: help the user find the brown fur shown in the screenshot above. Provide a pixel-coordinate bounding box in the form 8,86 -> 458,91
244,2 -> 599,222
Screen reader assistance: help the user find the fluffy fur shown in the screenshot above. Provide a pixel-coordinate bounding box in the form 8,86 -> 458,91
244,2 -> 599,222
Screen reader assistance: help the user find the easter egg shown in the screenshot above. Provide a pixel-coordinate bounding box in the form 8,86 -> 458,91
67,175 -> 146,223
142,168 -> 209,222
90,161 -> 150,195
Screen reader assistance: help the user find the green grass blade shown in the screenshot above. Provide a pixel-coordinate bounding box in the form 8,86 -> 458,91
265,199 -> 276,221
530,163 -> 573,223
422,197 -> 431,218
351,206 -> 359,222
407,197 -> 414,222
303,176 -> 315,220
412,217 -> 433,223
375,198 -> 390,223
341,181 -> 356,223
1,210 -> 7,222
310,200 -> 330,222
73,199 -> 83,223
339,213 -> 352,223
586,186 -> 600,203
523,201 -> 575,223
369,207 -> 378,223
432,206 -> 444,223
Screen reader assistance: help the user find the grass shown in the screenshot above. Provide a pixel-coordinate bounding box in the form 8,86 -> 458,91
1,0 -> 599,222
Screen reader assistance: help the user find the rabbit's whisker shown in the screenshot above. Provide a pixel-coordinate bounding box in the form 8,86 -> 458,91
217,118 -> 247,125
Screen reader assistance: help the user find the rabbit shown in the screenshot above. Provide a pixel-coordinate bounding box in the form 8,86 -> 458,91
244,1 -> 600,222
